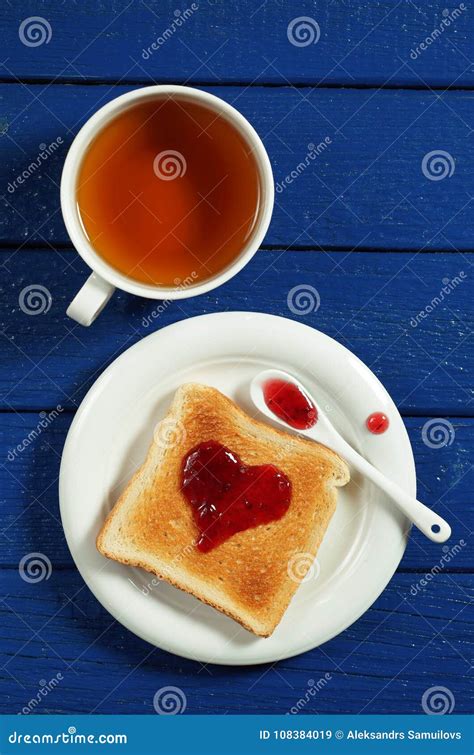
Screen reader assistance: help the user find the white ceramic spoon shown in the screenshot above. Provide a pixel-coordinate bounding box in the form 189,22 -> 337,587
250,368 -> 451,543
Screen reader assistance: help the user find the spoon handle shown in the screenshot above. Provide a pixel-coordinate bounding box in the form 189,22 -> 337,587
334,437 -> 451,543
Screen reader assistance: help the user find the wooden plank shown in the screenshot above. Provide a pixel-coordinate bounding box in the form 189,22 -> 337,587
0,570 -> 471,714
1,410 -> 472,569
1,85 -> 474,250
0,250 -> 472,413
1,1 -> 473,87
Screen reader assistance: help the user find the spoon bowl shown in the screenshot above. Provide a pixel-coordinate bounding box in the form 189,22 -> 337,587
251,368 -> 340,446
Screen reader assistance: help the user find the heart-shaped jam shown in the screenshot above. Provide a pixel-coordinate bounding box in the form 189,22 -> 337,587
182,441 -> 291,552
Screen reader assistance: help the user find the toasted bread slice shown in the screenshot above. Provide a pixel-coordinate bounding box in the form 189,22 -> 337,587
97,383 -> 350,637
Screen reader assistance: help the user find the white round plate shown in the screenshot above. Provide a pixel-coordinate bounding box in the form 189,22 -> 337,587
59,312 -> 415,665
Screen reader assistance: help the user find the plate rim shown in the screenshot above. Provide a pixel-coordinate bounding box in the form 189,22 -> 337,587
59,311 -> 415,665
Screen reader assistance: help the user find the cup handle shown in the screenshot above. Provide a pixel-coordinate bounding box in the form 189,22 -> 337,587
66,273 -> 115,326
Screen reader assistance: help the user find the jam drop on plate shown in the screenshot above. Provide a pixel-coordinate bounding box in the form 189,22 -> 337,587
182,440 -> 291,552
366,412 -> 389,434
263,378 -> 317,430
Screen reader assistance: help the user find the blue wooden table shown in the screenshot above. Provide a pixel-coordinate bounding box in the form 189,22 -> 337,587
0,1 -> 472,716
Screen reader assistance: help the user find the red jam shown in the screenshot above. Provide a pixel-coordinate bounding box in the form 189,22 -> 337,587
181,441 -> 291,552
366,412 -> 389,434
263,378 -> 317,429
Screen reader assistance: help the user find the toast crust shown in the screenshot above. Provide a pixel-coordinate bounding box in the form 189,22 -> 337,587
97,383 -> 350,637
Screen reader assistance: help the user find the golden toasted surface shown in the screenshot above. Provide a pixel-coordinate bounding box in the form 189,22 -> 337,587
97,383 -> 350,636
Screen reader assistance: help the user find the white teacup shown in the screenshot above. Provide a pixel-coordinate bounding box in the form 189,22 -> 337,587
61,85 -> 274,326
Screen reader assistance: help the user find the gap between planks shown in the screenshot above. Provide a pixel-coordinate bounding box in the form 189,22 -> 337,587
1,78 -> 474,91
0,409 -> 473,418
1,244 -> 474,255
0,564 -> 471,573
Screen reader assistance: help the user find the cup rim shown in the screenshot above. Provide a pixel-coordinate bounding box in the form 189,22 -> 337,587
60,84 -> 274,299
